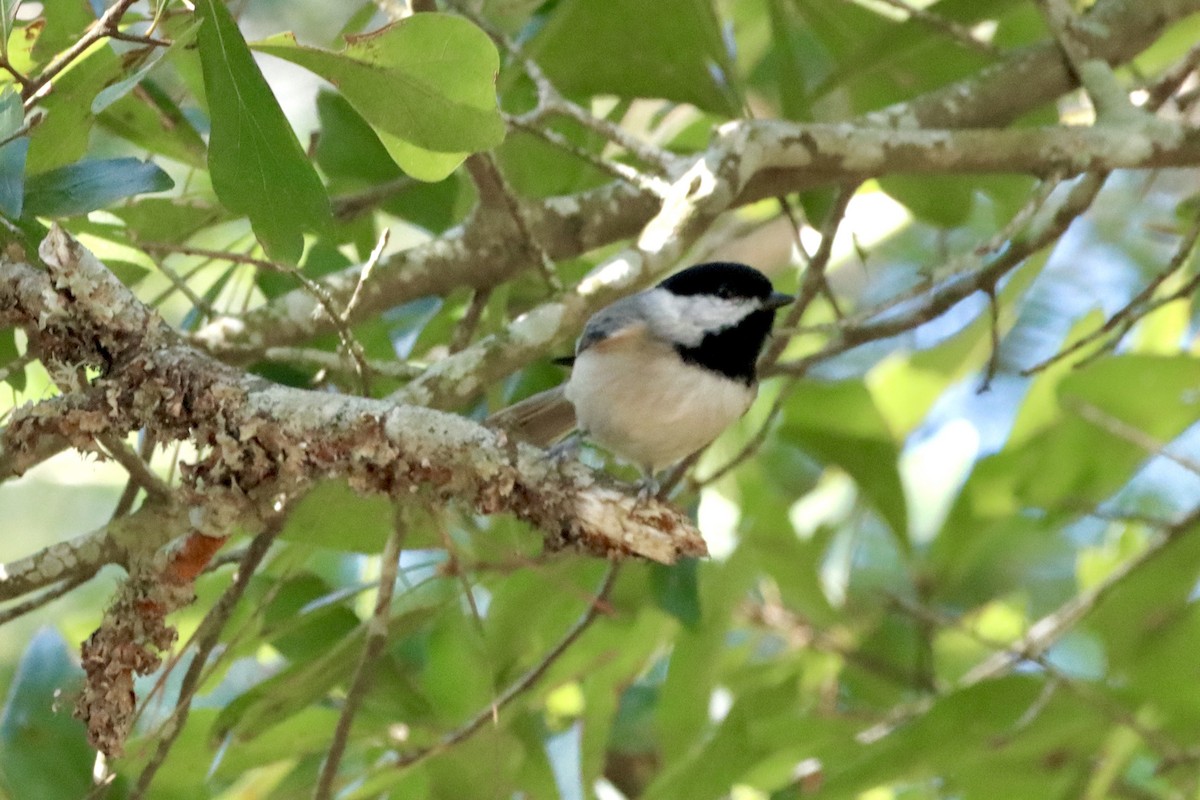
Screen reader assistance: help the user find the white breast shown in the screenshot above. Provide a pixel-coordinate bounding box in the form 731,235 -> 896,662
564,341 -> 754,472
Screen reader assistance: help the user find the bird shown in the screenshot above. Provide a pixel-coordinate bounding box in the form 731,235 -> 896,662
488,261 -> 793,486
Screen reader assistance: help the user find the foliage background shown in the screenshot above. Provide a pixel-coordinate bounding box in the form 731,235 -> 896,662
2,0 -> 1200,798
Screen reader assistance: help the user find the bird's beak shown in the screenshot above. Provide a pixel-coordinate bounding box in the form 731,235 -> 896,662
764,291 -> 794,310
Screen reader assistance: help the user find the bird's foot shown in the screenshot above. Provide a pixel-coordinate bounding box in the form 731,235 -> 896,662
546,432 -> 582,464
635,473 -> 661,504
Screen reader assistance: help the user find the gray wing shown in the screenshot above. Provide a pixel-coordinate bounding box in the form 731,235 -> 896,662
575,294 -> 650,355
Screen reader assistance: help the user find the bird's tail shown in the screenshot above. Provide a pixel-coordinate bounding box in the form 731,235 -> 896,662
485,386 -> 577,448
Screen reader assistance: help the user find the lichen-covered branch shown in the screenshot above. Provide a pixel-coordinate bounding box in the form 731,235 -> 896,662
1,227 -> 705,566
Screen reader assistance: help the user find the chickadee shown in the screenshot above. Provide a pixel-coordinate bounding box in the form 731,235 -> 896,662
489,261 -> 793,479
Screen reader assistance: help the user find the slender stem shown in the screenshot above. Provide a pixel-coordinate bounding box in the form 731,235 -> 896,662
313,508 -> 407,800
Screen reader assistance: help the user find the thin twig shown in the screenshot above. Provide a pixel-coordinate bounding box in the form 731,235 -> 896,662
109,432 -> 159,519
262,346 -> 423,381
313,507 -> 407,800
773,171 -> 1109,377
1071,400 -> 1200,477
505,114 -> 671,195
888,594 -> 1195,763
465,154 -> 561,291
140,241 -> 280,270
332,175 -> 416,221
763,183 -> 858,366
866,0 -> 1001,56
0,572 -> 94,627
392,563 -> 620,770
142,241 -> 375,394
343,228 -> 390,323
0,108 -> 43,149
97,434 -> 170,502
0,56 -> 31,91
744,585 -> 919,687
1021,216 -> 1200,375
447,0 -> 674,178
106,30 -> 172,47
860,504 -> 1200,744
148,255 -> 215,321
449,288 -> 492,354
976,282 -> 1001,392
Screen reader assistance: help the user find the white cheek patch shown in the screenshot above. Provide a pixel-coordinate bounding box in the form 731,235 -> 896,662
641,289 -> 759,347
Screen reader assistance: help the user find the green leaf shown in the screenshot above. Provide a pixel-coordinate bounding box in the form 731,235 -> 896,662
0,0 -> 17,60
111,198 -> 225,243
26,44 -> 122,173
819,676 -> 1097,797
260,573 -> 362,662
97,80 -> 208,170
766,0 -> 816,120
422,609 -> 492,721
1017,354 -> 1200,510
313,89 -> 402,187
527,0 -> 736,115
195,0 -> 330,262
878,174 -> 975,227
377,132 -> 468,183
0,328 -> 23,391
253,13 -> 505,181
0,85 -> 26,218
30,0 -> 96,64
214,626 -> 366,742
280,479 -> 392,552
807,0 -> 1014,113
649,559 -> 702,629
0,629 -> 92,799
645,677 -> 817,800
23,157 -> 174,217
781,380 -> 909,543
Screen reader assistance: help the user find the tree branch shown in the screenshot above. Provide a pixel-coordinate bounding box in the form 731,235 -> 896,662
191,0 -> 1200,361
1,227 -> 706,564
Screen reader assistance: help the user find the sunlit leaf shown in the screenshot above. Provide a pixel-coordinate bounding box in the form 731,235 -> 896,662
26,44 -> 121,173
30,0 -> 95,63
253,13 -> 504,181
